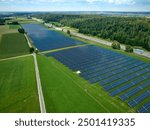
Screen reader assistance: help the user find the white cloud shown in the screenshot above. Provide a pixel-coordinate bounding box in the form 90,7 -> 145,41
0,0 -> 136,5
86,0 -> 135,5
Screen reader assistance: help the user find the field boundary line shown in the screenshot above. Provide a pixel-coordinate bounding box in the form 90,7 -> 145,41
33,53 -> 46,113
40,44 -> 89,54
0,54 -> 32,62
24,34 -> 32,48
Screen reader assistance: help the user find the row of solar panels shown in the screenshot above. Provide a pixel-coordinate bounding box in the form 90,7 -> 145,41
138,101 -> 150,113
47,45 -> 150,113
22,24 -> 86,51
128,90 -> 150,108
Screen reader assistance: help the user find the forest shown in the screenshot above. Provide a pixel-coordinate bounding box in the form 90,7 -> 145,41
35,14 -> 150,51
0,19 -> 5,25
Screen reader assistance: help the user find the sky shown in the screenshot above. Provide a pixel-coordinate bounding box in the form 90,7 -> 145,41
0,0 -> 150,12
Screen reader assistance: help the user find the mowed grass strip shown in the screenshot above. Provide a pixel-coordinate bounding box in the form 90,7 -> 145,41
0,56 -> 40,113
9,25 -> 21,29
0,33 -> 30,59
37,55 -> 133,113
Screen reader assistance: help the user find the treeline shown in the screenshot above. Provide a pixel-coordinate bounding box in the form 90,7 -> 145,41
35,14 -> 150,51
0,19 -> 5,25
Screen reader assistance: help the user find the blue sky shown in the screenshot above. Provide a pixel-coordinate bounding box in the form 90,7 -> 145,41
0,0 -> 150,12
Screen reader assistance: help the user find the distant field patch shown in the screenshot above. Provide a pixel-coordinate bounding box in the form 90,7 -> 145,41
9,25 -> 21,29
0,33 -> 29,59
0,25 -> 18,36
0,56 -> 40,113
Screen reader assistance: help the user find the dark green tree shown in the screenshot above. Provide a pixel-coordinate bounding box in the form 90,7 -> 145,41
18,28 -> 25,34
125,45 -> 133,53
111,42 -> 121,50
29,47 -> 35,53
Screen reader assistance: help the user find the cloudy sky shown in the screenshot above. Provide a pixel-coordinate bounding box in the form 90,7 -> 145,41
0,0 -> 150,12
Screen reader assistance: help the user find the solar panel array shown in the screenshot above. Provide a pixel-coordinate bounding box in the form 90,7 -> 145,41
138,101 -> 150,113
47,45 -> 150,113
22,24 -> 85,51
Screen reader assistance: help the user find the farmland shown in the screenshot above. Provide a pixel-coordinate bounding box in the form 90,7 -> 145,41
0,33 -> 30,59
0,56 -> 40,113
0,23 -> 29,59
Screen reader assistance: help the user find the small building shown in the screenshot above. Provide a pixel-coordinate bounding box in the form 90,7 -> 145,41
45,23 -> 53,28
27,16 -> 32,19
134,49 -> 144,54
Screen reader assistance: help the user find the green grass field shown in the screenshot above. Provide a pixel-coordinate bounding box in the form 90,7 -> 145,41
9,25 -> 21,29
0,56 -> 40,113
0,33 -> 29,59
0,25 -> 18,40
37,55 -> 133,113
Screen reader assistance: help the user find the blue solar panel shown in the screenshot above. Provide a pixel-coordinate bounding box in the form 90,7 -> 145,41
120,80 -> 150,101
138,101 -> 150,113
103,67 -> 150,92
128,90 -> 150,108
110,74 -> 150,96
22,24 -> 86,51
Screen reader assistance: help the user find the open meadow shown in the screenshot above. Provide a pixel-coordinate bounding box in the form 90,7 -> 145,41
0,56 -> 40,113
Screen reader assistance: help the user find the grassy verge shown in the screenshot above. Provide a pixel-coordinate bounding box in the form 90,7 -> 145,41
0,33 -> 30,59
37,55 -> 133,113
0,56 -> 40,113
9,25 -> 21,29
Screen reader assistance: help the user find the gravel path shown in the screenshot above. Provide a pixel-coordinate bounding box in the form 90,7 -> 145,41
33,53 -> 46,113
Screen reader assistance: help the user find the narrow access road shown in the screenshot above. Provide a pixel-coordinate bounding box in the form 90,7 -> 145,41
33,53 -> 46,113
24,30 -> 46,113
24,34 -> 32,48
40,44 -> 88,54
0,54 -> 32,62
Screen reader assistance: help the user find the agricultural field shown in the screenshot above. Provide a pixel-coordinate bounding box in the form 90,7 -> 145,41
0,25 -> 18,39
5,17 -> 38,24
37,55 -> 132,113
0,33 -> 30,59
0,56 -> 40,113
9,25 -> 21,29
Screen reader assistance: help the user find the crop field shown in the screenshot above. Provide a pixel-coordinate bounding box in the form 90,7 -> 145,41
37,55 -> 132,113
9,25 -> 21,29
0,56 -> 40,113
0,33 -> 29,59
0,25 -> 18,39
22,24 -> 86,51
46,45 -> 150,113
